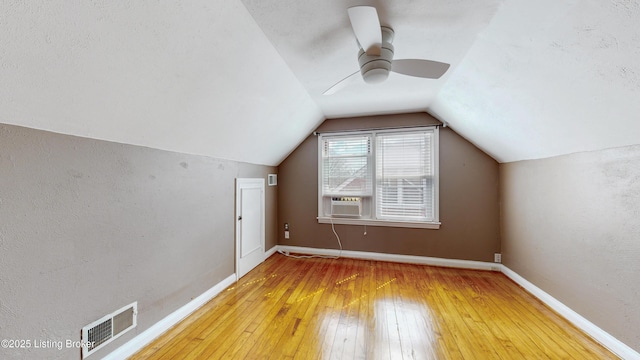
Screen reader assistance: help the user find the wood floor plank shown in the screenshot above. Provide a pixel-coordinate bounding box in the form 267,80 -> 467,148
490,272 -> 617,359
460,272 -> 533,358
329,258 -> 359,360
391,262 -> 438,360
130,254 -> 619,360
487,272 -> 585,358
446,270 -> 527,359
412,264 -> 464,359
201,259 -> 315,359
269,259 -> 336,359
336,261 -> 362,359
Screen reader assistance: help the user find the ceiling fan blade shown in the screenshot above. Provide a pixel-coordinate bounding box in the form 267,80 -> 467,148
391,59 -> 450,79
323,70 -> 361,95
347,6 -> 382,56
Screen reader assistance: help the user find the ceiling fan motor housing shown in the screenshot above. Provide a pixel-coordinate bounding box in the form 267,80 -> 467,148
358,27 -> 395,84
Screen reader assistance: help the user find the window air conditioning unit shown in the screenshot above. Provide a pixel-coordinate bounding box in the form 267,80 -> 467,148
331,197 -> 362,217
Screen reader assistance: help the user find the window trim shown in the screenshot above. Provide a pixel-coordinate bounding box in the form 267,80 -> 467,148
317,126 -> 440,229
316,216 -> 441,229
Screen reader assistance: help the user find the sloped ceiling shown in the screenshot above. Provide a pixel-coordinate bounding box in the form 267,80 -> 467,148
1,1 -> 639,165
0,1 -> 323,166
240,0 -> 504,118
430,0 -> 640,162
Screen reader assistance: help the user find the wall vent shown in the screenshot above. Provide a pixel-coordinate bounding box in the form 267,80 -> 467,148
267,174 -> 277,186
331,197 -> 362,217
81,302 -> 137,358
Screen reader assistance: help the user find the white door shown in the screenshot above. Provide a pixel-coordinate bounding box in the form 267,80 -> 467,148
235,178 -> 266,279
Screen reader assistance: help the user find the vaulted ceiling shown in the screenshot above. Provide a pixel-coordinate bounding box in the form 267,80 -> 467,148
1,1 -> 639,166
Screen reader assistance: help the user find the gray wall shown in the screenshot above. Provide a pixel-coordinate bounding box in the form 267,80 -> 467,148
277,113 -> 501,262
0,124 -> 276,359
500,145 -> 640,352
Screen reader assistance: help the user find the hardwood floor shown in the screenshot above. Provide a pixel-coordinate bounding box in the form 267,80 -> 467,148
131,254 -> 618,359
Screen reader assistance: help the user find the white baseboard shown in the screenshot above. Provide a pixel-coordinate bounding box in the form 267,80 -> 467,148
103,274 -> 236,360
265,245 -> 278,259
276,245 -> 499,271
277,245 -> 638,359
103,248 -> 638,360
501,266 -> 640,360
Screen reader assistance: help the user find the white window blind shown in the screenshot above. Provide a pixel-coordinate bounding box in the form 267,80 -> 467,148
318,126 -> 439,228
321,135 -> 372,196
376,130 -> 434,221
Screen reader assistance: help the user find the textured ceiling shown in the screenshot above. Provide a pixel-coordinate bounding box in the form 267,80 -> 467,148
241,0 -> 505,118
430,0 -> 640,162
1,1 -> 639,165
0,1 -> 323,166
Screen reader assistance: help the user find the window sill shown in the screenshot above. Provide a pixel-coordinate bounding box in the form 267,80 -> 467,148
317,217 -> 441,229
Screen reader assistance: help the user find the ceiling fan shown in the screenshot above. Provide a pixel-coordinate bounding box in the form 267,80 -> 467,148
323,6 -> 450,95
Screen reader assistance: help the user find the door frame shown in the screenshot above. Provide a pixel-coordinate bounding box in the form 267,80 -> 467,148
235,178 -> 266,280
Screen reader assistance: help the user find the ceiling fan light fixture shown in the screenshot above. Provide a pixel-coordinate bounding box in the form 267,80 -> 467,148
362,67 -> 389,84
322,7 -> 450,95
357,37 -> 394,84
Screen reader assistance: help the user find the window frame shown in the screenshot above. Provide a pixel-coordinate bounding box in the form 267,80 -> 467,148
317,126 -> 440,229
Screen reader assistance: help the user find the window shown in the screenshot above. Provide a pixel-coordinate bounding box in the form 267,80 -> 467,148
318,127 -> 439,229
321,134 -> 372,197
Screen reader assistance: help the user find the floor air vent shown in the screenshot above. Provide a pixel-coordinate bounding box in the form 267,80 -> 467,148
81,302 -> 137,358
